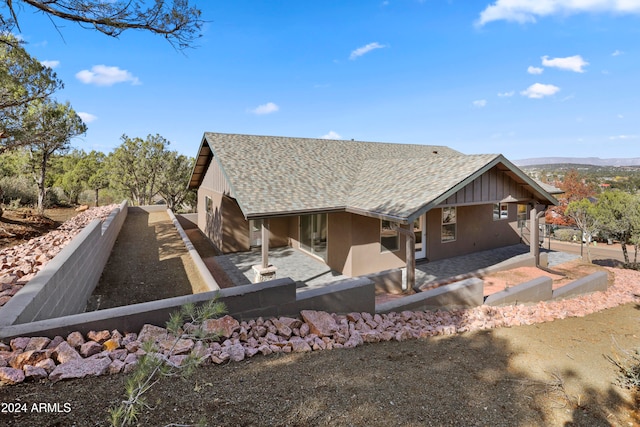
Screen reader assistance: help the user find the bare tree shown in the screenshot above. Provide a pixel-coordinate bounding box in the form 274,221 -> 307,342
2,0 -> 204,49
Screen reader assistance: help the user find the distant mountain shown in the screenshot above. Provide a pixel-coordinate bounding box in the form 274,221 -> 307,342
513,157 -> 640,167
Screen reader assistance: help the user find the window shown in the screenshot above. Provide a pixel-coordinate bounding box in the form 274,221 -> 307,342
493,203 -> 509,220
380,220 -> 400,252
441,207 -> 456,243
517,204 -> 528,228
205,196 -> 212,213
249,219 -> 263,247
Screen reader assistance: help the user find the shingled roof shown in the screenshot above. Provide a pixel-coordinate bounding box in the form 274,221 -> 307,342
189,133 -> 557,222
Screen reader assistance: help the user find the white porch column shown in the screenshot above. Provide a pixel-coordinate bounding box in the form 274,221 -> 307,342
261,218 -> 270,269
530,207 -> 539,259
252,218 -> 277,282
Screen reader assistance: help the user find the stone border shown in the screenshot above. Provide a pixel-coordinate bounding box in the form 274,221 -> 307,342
166,209 -> 219,291
0,201 -> 127,328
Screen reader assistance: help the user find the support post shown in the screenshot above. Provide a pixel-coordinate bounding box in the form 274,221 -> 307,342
252,218 -> 277,283
530,207 -> 539,259
393,224 -> 416,293
261,218 -> 270,269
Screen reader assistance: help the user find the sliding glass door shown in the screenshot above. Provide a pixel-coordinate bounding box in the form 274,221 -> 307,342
300,213 -> 327,261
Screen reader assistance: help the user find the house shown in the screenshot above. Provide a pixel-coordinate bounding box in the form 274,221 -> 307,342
188,132 -> 558,286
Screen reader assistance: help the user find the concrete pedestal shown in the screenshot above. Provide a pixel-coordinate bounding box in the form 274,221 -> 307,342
252,265 -> 277,283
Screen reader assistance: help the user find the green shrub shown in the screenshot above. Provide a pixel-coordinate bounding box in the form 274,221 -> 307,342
0,176 -> 37,207
552,228 -> 581,242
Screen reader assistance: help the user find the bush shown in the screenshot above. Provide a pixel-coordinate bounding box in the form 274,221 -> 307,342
0,176 -> 37,207
552,228 -> 581,242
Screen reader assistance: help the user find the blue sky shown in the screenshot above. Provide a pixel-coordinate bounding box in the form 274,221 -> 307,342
11,0 -> 640,160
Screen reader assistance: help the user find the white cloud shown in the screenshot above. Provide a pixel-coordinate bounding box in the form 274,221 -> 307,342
520,83 -> 560,99
476,0 -> 640,26
612,49 -> 624,56
41,60 -> 60,69
250,102 -> 279,115
321,131 -> 342,139
77,112 -> 97,123
473,99 -> 487,108
349,42 -> 387,60
542,55 -> 588,72
527,65 -> 544,75
75,65 -> 141,86
608,134 -> 638,140
497,91 -> 514,97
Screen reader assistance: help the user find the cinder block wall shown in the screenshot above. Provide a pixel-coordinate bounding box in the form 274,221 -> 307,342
0,201 -> 128,327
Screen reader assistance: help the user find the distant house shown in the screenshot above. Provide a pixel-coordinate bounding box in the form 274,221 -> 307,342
188,133 -> 558,284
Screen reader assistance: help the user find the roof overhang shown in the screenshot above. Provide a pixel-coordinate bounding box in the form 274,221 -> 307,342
188,135 -> 213,190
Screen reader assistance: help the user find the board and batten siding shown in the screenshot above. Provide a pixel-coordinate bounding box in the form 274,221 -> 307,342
442,166 -> 531,206
200,156 -> 233,195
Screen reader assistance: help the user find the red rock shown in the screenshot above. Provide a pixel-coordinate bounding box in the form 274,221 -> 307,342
87,330 -> 111,343
10,337 -> 30,351
137,324 -> 168,343
278,316 -> 303,329
53,341 -> 82,364
66,331 -> 85,348
25,337 -> 51,352
202,315 -> 240,339
108,359 -> 125,374
227,344 -> 245,362
289,337 -> 312,353
46,336 -> 65,350
80,341 -> 103,358
300,310 -> 338,337
158,338 -> 194,355
35,358 -> 56,373
9,350 -> 49,370
24,365 -> 48,381
271,318 -> 292,338
49,356 -> 111,382
0,367 -> 25,384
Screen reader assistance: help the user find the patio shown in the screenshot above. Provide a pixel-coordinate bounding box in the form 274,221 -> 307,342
213,243 -> 580,291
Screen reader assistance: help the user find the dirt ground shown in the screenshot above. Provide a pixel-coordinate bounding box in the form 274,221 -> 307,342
89,209 -> 209,310
0,302 -> 638,426
0,207 -> 78,250
482,259 -> 608,296
2,211 -> 640,426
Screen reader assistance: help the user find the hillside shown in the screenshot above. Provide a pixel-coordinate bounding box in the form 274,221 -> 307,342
514,157 -> 640,167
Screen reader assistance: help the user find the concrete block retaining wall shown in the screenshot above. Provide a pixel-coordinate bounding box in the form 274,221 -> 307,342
0,277 -> 375,340
376,278 -> 484,314
484,277 -> 553,306
0,201 -> 128,327
552,271 -> 609,300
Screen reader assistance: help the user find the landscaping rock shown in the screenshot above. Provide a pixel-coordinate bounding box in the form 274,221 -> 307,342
66,331 -> 85,349
202,315 -> 240,338
79,341 -> 103,358
24,365 -> 48,381
300,310 -> 338,337
53,341 -> 82,364
25,337 -> 51,352
138,324 -> 168,343
49,356 -> 111,382
0,367 -> 25,384
9,350 -> 49,370
87,330 -> 111,343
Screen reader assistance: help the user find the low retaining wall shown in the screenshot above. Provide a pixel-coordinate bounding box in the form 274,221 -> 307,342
484,277 -> 553,306
376,278 -> 484,314
167,209 -> 219,291
0,276 -> 375,340
0,201 -> 128,327
552,271 -> 609,300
